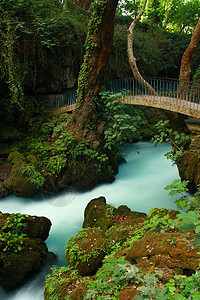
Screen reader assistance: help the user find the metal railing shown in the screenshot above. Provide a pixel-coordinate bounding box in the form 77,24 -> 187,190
38,77 -> 200,111
105,77 -> 200,108
38,87 -> 77,110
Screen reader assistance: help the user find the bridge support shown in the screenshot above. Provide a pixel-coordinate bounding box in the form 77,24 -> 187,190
177,118 -> 200,191
185,119 -> 200,151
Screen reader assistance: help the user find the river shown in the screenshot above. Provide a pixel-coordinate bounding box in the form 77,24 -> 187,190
0,142 -> 180,299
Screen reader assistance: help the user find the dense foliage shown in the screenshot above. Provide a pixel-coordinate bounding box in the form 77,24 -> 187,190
0,0 -> 86,106
117,0 -> 200,34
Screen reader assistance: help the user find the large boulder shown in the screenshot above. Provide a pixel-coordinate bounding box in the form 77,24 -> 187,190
57,160 -> 115,191
82,196 -> 114,230
83,196 -> 146,230
4,151 -> 37,197
0,211 -> 55,290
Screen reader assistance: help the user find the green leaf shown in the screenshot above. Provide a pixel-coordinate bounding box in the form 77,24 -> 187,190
195,225 -> 200,233
178,211 -> 199,224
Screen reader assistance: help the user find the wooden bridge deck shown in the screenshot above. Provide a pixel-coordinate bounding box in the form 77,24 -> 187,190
123,95 -> 200,118
47,95 -> 200,119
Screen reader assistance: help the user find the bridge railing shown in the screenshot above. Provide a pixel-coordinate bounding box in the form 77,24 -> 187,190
105,77 -> 200,108
38,77 -> 200,110
38,88 -> 77,110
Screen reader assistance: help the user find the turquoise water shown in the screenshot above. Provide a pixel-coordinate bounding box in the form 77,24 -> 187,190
0,142 -> 180,299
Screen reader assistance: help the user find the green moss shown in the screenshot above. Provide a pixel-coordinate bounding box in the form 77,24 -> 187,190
44,266 -> 86,300
65,228 -> 108,275
7,151 -> 25,164
76,0 -> 106,103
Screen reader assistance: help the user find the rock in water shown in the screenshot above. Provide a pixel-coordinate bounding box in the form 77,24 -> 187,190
0,212 -> 55,290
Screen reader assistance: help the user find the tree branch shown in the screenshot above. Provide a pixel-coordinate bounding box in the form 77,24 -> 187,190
127,0 -> 157,96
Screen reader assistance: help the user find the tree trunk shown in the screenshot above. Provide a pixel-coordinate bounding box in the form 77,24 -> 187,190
74,0 -> 93,10
178,19 -> 200,98
127,0 -> 157,95
67,0 -> 118,149
179,19 -> 200,83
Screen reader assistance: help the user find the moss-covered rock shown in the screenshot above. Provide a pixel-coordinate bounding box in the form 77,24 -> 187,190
118,287 -> 141,299
83,197 -> 147,231
65,228 -> 108,276
125,232 -> 200,281
0,238 -> 48,290
83,196 -> 115,230
0,161 -> 12,198
25,215 -> 51,241
57,159 -> 115,191
44,268 -> 87,300
5,163 -> 37,197
7,151 -> 25,164
45,198 -> 200,299
0,211 -> 55,290
84,196 -> 106,218
5,151 -> 37,197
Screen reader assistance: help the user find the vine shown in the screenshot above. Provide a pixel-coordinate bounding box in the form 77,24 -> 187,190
77,0 -> 106,103
1,15 -> 24,107
0,0 -> 85,109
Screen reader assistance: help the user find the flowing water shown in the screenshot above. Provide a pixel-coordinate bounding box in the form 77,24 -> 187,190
0,142 -> 180,299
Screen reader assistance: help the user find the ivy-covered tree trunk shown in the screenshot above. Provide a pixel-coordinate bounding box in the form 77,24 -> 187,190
178,19 -> 200,97
67,0 -> 118,149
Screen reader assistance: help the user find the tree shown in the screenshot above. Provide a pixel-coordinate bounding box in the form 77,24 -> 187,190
168,0 -> 200,34
66,0 -> 118,148
178,18 -> 200,96
74,0 -> 93,10
127,0 -> 157,94
117,0 -> 200,33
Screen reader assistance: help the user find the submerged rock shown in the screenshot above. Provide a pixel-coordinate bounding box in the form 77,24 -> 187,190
0,211 -> 55,291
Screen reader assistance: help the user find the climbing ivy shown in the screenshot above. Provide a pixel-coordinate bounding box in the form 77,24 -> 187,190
77,0 -> 106,103
0,0 -> 84,108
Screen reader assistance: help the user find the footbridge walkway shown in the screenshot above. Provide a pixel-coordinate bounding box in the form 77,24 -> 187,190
39,78 -> 200,118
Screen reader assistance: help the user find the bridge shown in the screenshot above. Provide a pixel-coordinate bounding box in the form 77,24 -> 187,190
39,77 -> 200,118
